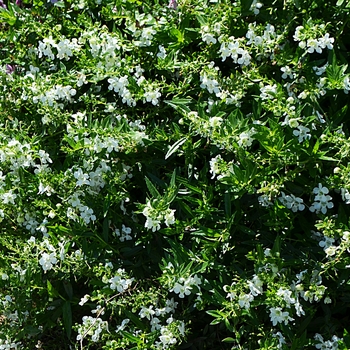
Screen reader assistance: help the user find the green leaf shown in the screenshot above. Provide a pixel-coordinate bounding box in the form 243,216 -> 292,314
124,310 -> 147,331
165,137 -> 187,159
224,192 -> 231,217
145,176 -> 162,199
119,330 -> 142,344
47,280 -> 59,298
63,280 -> 73,300
206,310 -> 224,318
164,98 -> 192,114
0,5 -> 17,26
241,0 -> 254,13
62,301 -> 72,339
222,337 -> 236,343
103,194 -> 111,218
103,217 -> 109,242
318,155 -> 338,161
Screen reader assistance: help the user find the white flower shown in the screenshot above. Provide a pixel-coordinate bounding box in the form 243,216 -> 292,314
341,188 -> 350,204
79,294 -> 90,306
74,168 -> 90,186
157,45 -> 167,59
238,129 -> 255,147
325,245 -> 337,257
200,73 -> 221,95
139,305 -> 155,320
39,252 -> 58,272
115,225 -> 133,242
279,192 -> 305,212
202,29 -> 217,45
319,236 -> 335,249
324,296 -> 332,304
281,66 -> 294,79
108,274 -> 134,292
277,287 -> 295,306
209,154 -> 224,179
343,76 -> 350,94
293,125 -> 311,143
79,206 -> 96,224
159,326 -> 177,346
172,280 -> 192,298
150,317 -> 161,331
238,293 -> 254,309
310,185 -> 334,214
294,300 -> 305,317
313,183 -> 329,198
314,333 -> 341,350
307,38 -> 322,54
144,216 -> 161,232
164,209 -> 175,227
272,331 -> 287,349
248,275 -> 263,296
260,84 -> 277,100
1,190 -> 17,204
116,319 -> 130,333
250,0 -> 263,15
258,194 -> 273,207
144,88 -> 161,105
318,33 -> 334,50
313,63 -> 328,76
209,116 -> 223,128
269,307 -> 294,326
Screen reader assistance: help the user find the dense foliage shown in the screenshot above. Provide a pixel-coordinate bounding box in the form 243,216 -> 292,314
1,0 -> 350,348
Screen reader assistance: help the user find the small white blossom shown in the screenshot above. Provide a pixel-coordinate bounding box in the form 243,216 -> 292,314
39,252 -> 58,272
269,307 -> 294,326
279,192 -> 305,212
293,125 -> 311,143
238,293 -> 254,309
144,88 -> 161,106
79,295 -> 90,306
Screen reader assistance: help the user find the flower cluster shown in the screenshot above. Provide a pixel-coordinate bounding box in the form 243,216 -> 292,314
310,184 -> 334,214
1,0 -> 350,349
142,200 -> 176,232
76,316 -> 107,343
279,192 -> 305,212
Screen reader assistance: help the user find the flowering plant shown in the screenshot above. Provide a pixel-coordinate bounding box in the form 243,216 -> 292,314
1,0 -> 350,349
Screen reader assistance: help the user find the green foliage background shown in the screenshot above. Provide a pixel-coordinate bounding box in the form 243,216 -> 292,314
1,0 -> 350,349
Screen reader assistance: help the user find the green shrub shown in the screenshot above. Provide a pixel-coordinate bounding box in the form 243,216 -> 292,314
1,0 -> 350,348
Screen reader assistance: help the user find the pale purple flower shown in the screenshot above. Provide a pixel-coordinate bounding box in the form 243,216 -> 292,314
6,64 -> 15,74
168,0 -> 177,9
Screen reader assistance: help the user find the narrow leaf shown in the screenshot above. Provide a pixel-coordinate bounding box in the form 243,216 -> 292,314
145,177 -> 162,198
165,137 -> 187,160
62,301 -> 72,339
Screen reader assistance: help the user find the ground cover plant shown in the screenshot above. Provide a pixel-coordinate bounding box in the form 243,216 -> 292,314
1,0 -> 350,348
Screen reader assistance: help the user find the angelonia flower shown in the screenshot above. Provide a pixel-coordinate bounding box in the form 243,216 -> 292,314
238,129 -> 255,148
168,0 -> 177,9
293,125 -> 311,143
76,316 -> 107,342
171,275 -> 202,298
269,307 -> 294,326
314,333 -> 341,350
6,64 -> 15,74
39,252 -> 58,272
142,200 -> 176,232
309,183 -> 334,214
279,192 -> 305,212
250,0 -> 263,15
